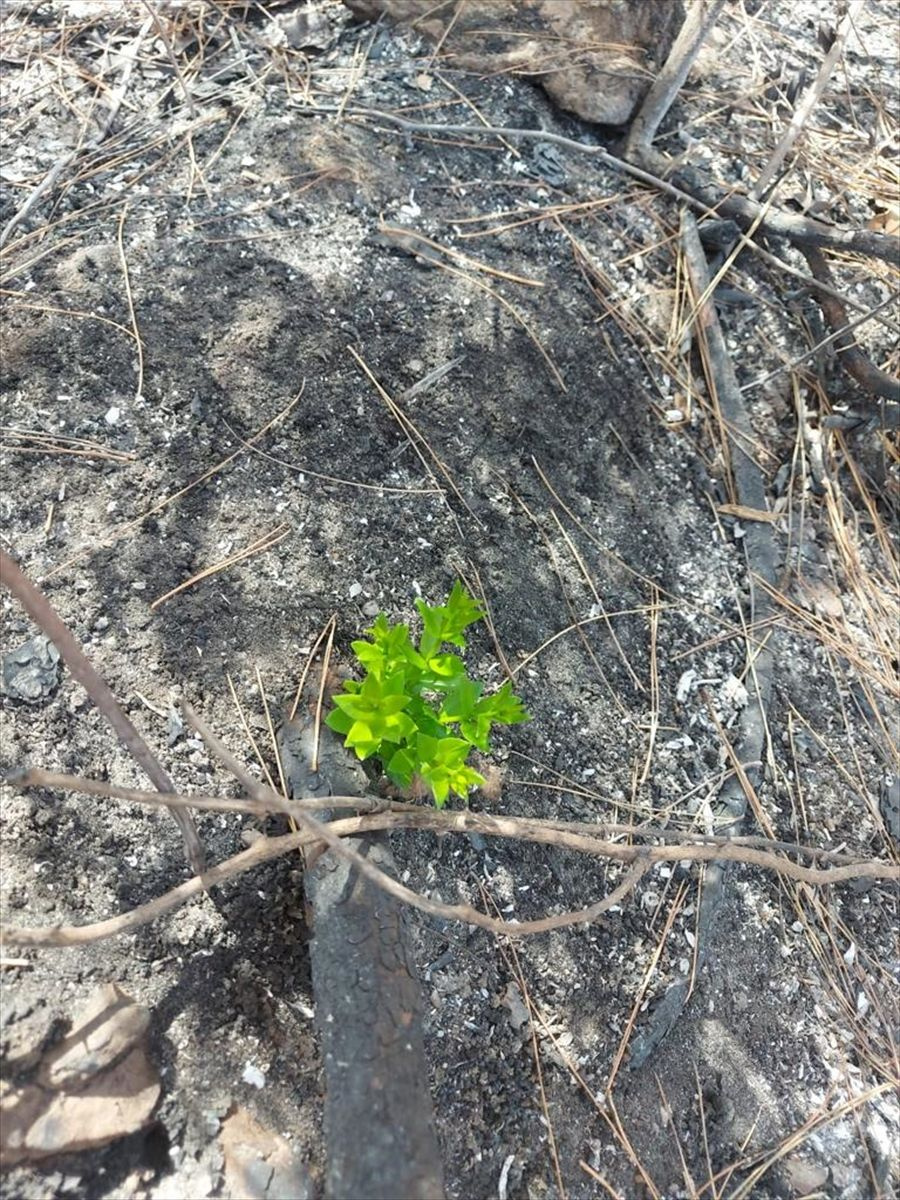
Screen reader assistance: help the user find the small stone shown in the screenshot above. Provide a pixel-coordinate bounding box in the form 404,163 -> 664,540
241,1063 -> 265,1089
348,581 -> 362,599
362,601 -> 380,618
104,406 -> 121,425
783,1156 -> 828,1194
2,636 -> 61,704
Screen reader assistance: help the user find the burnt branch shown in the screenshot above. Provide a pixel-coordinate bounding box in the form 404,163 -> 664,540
802,246 -> 900,403
625,0 -> 729,160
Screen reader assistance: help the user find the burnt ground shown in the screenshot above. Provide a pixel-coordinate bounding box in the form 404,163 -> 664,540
1,2 -> 898,1198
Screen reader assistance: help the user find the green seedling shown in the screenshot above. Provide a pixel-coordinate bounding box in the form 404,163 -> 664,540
325,581 -> 529,807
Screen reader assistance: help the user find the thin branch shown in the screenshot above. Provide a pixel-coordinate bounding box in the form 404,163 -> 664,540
751,4 -> 860,201
0,819 -> 650,946
625,0 -> 729,159
116,203 -> 144,401
0,550 -> 204,873
6,766 -> 405,817
2,775 -> 895,949
175,700 -> 651,936
739,291 -> 899,395
138,0 -> 198,118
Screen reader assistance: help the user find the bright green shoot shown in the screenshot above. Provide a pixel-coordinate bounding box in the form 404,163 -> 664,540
325,581 -> 529,807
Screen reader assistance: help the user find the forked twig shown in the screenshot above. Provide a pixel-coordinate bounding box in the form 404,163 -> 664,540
7,765 -> 887,866
176,698 -> 652,936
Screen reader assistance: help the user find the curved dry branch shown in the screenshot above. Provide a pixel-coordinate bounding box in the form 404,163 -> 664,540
0,820 -> 651,946
1,802 -> 894,949
10,766 -> 882,866
3,700 -> 894,950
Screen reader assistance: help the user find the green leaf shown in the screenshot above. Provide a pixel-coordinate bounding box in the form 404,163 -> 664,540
379,711 -> 417,744
324,708 -> 353,735
332,693 -> 374,720
386,747 -> 416,787
425,653 -> 465,681
419,758 -> 484,806
433,736 -> 470,766
368,613 -> 391,640
415,581 -> 483,657
351,640 -> 384,676
477,680 -> 530,726
459,714 -> 492,752
428,774 -> 451,807
450,763 -> 485,794
406,697 -> 443,740
439,675 -> 482,724
415,599 -> 445,659
415,732 -> 441,764
345,720 -> 380,759
373,692 -> 411,716
441,579 -> 483,645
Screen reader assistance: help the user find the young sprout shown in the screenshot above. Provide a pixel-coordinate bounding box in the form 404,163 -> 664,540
326,582 -> 529,807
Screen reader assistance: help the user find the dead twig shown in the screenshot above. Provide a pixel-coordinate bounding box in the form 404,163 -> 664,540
751,3 -> 860,201
180,697 -> 654,937
378,223 -> 545,288
348,345 -> 482,526
116,203 -> 144,401
628,212 -> 784,1068
3,789 -> 894,947
376,225 -> 566,392
0,550 -> 204,873
138,0 -> 197,118
739,291 -> 899,397
8,765 -> 886,866
149,522 -> 290,610
1,426 -> 136,463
